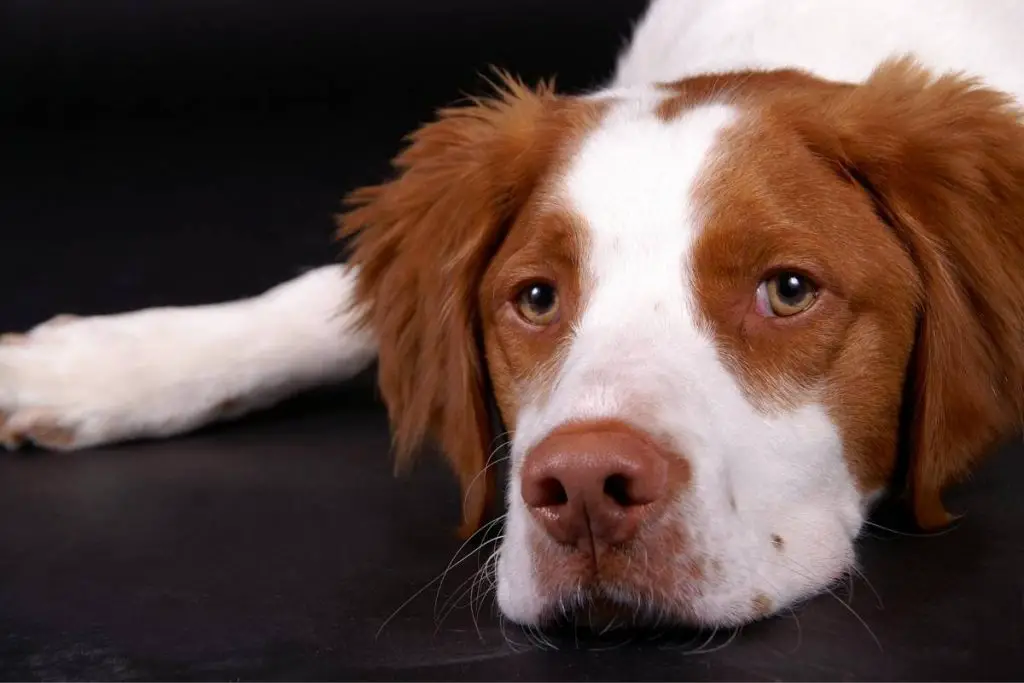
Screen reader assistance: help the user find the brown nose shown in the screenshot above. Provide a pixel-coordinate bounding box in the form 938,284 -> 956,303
520,423 -> 670,551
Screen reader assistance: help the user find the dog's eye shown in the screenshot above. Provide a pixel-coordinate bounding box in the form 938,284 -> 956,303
515,282 -> 559,326
757,271 -> 818,317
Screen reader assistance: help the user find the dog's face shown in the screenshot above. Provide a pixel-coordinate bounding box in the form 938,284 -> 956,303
340,61 -> 1024,628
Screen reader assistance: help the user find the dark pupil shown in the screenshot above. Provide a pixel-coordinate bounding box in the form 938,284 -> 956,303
526,284 -> 555,311
776,273 -> 806,303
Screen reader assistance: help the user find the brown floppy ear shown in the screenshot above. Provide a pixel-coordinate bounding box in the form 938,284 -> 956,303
786,58 -> 1024,529
336,75 -> 572,537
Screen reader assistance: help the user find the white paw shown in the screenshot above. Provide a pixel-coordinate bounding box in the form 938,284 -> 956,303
0,308 -> 255,451
1,313 -> 134,449
0,265 -> 378,452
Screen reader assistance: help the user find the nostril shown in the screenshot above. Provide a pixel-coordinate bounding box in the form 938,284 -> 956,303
534,477 -> 568,507
603,473 -> 635,507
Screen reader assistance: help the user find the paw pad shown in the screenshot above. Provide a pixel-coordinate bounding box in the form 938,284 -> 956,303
0,411 -> 79,450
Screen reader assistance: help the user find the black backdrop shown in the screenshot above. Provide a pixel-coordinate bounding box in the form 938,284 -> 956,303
1,1 -> 1023,680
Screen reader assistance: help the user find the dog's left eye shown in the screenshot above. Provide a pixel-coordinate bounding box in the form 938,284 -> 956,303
756,271 -> 818,317
515,282 -> 559,326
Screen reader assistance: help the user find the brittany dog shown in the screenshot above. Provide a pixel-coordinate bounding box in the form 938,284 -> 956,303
3,0 -> 1024,629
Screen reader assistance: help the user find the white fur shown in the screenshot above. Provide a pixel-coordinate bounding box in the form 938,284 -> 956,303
0,266 -> 375,448
612,0 -> 1024,102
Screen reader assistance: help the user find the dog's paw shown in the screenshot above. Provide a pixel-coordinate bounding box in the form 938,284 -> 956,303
0,310 -> 214,451
0,267 -> 374,453
1,313 -> 144,450
0,406 -> 81,450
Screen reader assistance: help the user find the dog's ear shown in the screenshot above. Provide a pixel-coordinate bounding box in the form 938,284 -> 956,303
786,58 -> 1024,529
337,75 -> 576,537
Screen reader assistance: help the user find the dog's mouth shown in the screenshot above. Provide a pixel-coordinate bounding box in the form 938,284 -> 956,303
538,591 -> 641,633
536,581 -> 703,634
527,529 -> 707,631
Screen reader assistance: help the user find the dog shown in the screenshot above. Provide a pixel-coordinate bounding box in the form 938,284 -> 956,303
3,0 -> 1024,629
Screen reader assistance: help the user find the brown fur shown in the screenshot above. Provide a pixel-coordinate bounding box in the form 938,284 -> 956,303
696,59 -> 1024,526
655,68 -> 846,122
778,59 -> 1024,527
691,72 -> 921,497
337,75 -> 603,536
480,207 -> 590,429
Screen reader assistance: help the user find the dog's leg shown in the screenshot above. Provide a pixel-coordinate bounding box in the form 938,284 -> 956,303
0,264 -> 377,450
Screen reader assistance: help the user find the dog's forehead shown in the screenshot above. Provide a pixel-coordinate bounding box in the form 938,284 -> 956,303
552,98 -> 740,306
561,98 -> 737,230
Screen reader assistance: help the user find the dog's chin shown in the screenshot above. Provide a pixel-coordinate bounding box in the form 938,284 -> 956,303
545,592 -> 628,631
533,586 -> 698,634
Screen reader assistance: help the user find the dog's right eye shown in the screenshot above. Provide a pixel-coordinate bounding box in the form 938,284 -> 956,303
515,282 -> 559,326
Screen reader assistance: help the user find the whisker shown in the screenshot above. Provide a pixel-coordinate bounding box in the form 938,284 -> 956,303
657,624 -> 706,652
497,609 -> 527,653
377,515 -> 506,639
850,564 -> 885,609
862,519 -> 959,538
431,513 -> 507,618
683,626 -> 720,656
460,432 -> 512,512
468,542 -> 503,639
770,555 -> 884,652
471,547 -> 499,612
783,606 -> 804,654
525,622 -> 558,651
823,582 -> 883,651
434,535 -> 504,631
698,625 -> 742,655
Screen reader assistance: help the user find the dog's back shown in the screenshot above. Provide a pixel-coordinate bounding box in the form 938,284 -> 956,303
614,0 -> 1024,102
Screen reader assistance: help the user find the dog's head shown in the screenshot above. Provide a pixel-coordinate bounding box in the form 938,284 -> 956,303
338,59 -> 1024,628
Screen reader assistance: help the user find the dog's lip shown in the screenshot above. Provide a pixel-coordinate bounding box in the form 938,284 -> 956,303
538,585 -> 690,632
539,593 -> 634,632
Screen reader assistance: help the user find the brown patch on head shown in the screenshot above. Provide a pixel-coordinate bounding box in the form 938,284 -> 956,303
771,534 -> 784,551
693,89 -> 918,495
655,69 -> 846,122
479,206 -> 589,427
690,58 -> 1024,526
338,74 -> 605,537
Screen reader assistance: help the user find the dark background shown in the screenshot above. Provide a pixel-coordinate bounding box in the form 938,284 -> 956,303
1,1 -> 1022,680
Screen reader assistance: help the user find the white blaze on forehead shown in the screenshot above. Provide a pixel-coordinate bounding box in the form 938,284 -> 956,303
567,100 -> 736,210
515,101 -> 741,445
564,102 -> 737,268
567,102 -> 737,334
